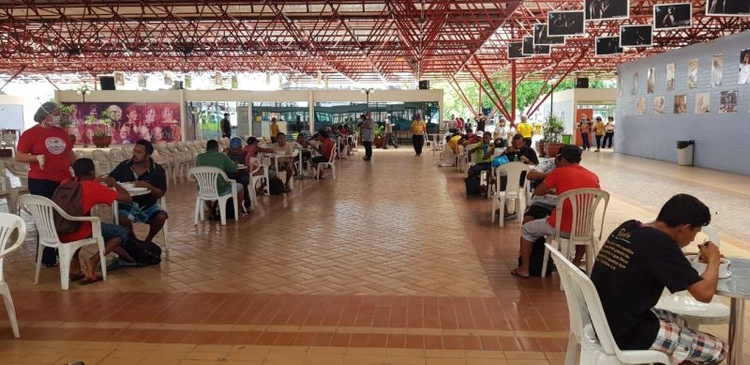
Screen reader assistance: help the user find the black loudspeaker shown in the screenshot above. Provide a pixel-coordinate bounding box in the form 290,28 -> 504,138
575,77 -> 589,88
100,76 -> 116,90
418,80 -> 430,90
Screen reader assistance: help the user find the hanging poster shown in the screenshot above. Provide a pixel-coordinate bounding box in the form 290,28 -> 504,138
654,96 -> 665,114
666,63 -> 675,90
534,24 -> 565,45
674,94 -> 687,114
636,98 -> 646,115
114,72 -> 125,87
184,74 -> 192,89
647,67 -> 655,94
138,74 -> 148,88
738,49 -> 750,85
215,71 -> 223,86
164,72 -> 173,86
620,25 -> 653,47
695,92 -> 710,114
595,36 -> 623,56
231,75 -> 239,89
706,0 -> 750,16
547,11 -> 585,36
720,90 -> 738,113
654,3 -> 692,29
631,72 -> 639,95
688,59 -> 698,89
711,54 -> 723,87
585,0 -> 629,20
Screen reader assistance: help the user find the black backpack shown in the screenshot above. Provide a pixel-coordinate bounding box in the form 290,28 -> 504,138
50,179 -> 84,233
517,237 -> 555,276
269,176 -> 285,195
120,239 -> 162,266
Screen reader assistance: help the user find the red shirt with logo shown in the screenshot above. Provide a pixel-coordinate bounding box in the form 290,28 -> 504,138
17,125 -> 73,182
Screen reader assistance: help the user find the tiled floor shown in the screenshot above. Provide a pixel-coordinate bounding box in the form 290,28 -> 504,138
1,147 -> 749,364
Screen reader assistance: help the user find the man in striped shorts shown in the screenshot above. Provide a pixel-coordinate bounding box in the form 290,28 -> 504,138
591,194 -> 726,364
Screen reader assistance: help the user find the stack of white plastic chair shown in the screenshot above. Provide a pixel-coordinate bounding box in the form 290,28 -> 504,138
0,213 -> 25,337
120,144 -> 135,159
108,147 -> 126,168
0,162 -> 29,215
166,142 -> 192,182
0,133 -> 17,158
541,188 -> 610,278
153,143 -> 177,185
455,145 -> 468,173
91,149 -> 112,174
490,162 -> 527,227
547,243 -> 671,365
188,166 -> 239,226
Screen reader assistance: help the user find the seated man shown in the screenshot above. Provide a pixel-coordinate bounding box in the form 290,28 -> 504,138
592,194 -> 726,364
108,139 -> 168,243
271,132 -> 295,191
310,129 -> 335,179
224,137 -> 252,209
466,132 -> 495,179
512,145 -> 599,278
196,139 -> 246,215
61,158 -> 131,284
502,133 -> 539,165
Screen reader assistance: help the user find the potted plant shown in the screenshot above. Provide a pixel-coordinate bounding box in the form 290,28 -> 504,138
85,109 -> 114,148
542,113 -> 566,157
373,122 -> 385,148
58,104 -> 77,145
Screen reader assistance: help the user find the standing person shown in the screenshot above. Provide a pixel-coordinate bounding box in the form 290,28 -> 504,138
220,113 -> 231,139
16,102 -> 76,267
270,117 -> 280,138
476,116 -> 486,133
578,114 -> 591,151
603,116 -> 615,149
591,194 -> 727,364
493,117 -> 509,148
383,116 -> 398,149
516,115 -> 533,148
593,116 -> 605,152
410,113 -> 427,156
360,111 -> 374,161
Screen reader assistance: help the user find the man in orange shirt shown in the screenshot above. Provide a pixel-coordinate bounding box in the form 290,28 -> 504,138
511,145 -> 600,278
60,158 -> 132,284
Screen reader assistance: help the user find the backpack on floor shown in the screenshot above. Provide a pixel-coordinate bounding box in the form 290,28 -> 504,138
269,176 -> 285,195
517,237 -> 555,277
465,175 -> 481,196
50,179 -> 84,233
209,199 -> 236,221
120,239 -> 162,266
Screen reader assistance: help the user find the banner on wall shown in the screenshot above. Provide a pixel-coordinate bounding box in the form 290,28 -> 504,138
62,102 -> 182,145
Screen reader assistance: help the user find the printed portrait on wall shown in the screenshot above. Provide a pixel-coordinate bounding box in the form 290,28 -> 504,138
617,74 -> 623,96
720,90 -> 738,113
666,63 -> 675,90
738,49 -> 750,85
114,72 -> 125,87
631,72 -> 639,95
688,59 -> 699,89
695,92 -> 710,114
636,97 -> 647,115
647,67 -> 655,94
654,96 -> 665,114
674,94 -> 687,114
711,54 -> 724,87
138,74 -> 147,88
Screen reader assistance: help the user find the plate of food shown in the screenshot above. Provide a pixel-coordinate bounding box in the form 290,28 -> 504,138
126,187 -> 149,194
686,254 -> 731,278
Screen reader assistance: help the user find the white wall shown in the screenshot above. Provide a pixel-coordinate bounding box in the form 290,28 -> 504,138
0,94 -> 39,131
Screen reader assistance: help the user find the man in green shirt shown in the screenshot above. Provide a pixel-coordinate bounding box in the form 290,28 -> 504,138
196,139 -> 246,214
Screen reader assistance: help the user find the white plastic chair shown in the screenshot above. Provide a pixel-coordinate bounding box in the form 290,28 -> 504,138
315,145 -> 337,180
121,144 -> 135,159
547,243 -> 671,365
0,213 -> 26,337
490,162 -> 527,228
541,188 -> 610,278
108,147 -> 126,166
189,166 -> 239,226
19,195 -> 108,290
248,157 -> 270,196
0,161 -> 29,215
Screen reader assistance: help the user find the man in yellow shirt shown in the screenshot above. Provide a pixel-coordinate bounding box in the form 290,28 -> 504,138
593,116 -> 605,152
410,113 -> 427,156
270,117 -> 280,140
516,115 -> 533,147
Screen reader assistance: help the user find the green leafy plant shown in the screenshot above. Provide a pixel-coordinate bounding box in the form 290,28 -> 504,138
58,104 -> 74,129
85,109 -> 115,137
374,122 -> 385,138
542,113 -> 565,143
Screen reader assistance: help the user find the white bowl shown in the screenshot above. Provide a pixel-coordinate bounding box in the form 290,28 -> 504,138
119,182 -> 135,189
686,255 -> 730,276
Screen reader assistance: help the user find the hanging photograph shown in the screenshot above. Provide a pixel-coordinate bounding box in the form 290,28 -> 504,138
138,74 -> 147,88
618,74 -> 623,96
688,59 -> 698,89
653,3 -> 692,29
214,71 -> 223,86
654,96 -> 666,114
163,72 -> 173,86
674,94 -> 687,114
620,25 -> 653,47
695,92 -> 711,114
631,72 -> 639,95
595,36 -> 623,56
114,72 -> 125,87
508,42 -> 529,59
585,0 -> 629,20
522,36 -> 551,55
548,11 -> 585,36
720,90 -> 738,113
636,98 -> 646,115
711,54 -> 724,86
534,24 -> 565,45
184,74 -> 192,89
647,67 -> 655,94
231,75 -> 239,89
666,63 -> 675,90
739,49 -> 750,85
706,0 -> 750,16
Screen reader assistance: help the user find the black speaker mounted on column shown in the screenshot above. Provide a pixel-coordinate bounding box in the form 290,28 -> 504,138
100,76 -> 116,90
418,80 -> 430,90
575,77 -> 589,88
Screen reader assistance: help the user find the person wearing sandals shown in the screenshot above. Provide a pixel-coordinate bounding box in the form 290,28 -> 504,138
60,158 -> 131,285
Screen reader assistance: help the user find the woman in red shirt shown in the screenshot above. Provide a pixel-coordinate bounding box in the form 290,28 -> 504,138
16,101 -> 76,266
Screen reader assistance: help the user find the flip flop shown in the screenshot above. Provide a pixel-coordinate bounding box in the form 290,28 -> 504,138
79,274 -> 103,286
511,269 -> 531,279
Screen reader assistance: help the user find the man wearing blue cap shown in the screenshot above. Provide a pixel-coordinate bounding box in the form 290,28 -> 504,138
225,137 -> 252,209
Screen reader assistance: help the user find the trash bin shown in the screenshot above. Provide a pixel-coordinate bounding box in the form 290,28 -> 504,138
562,134 -> 572,144
677,140 -> 694,166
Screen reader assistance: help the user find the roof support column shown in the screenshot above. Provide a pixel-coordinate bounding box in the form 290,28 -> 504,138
511,61 -> 517,125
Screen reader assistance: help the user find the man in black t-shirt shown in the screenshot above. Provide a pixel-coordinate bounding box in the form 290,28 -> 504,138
591,194 -> 726,364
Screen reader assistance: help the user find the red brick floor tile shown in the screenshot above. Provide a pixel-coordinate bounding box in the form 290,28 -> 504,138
331,333 -> 352,347
311,332 -> 334,346
480,336 -> 501,351
424,335 -> 442,349
367,333 -> 387,348
292,332 -> 316,346
274,332 -> 297,346
387,334 -> 406,348
256,331 -> 280,345
405,335 -> 425,349
463,335 -> 482,351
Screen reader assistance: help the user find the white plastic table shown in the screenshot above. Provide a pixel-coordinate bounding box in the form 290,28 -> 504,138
715,257 -> 750,365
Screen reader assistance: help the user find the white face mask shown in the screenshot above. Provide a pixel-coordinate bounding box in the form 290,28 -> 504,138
49,115 -> 61,126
